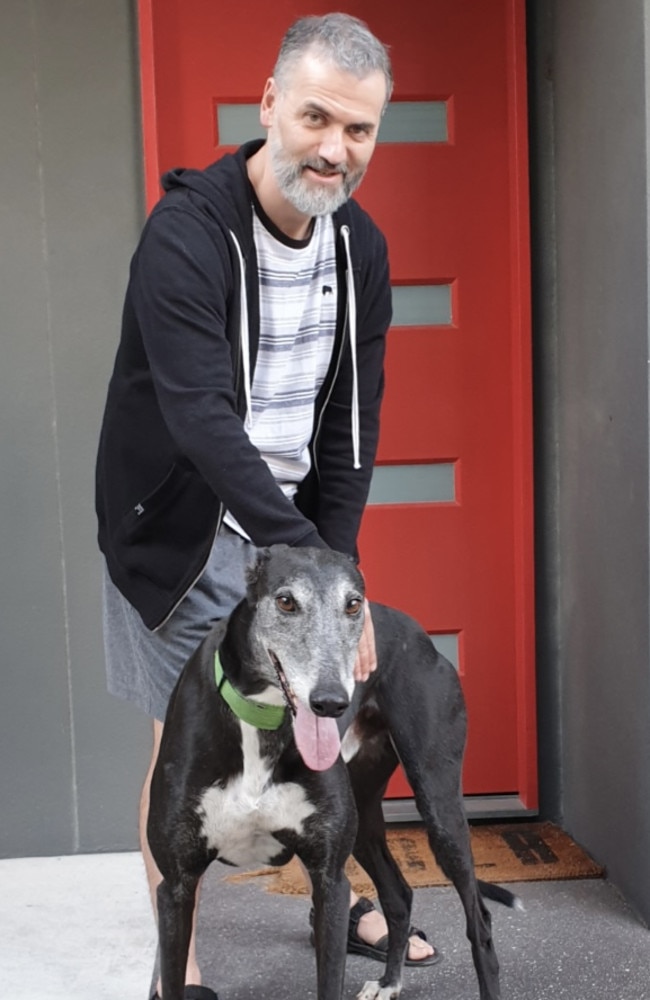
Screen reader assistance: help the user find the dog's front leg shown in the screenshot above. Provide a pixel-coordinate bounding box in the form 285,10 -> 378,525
157,875 -> 199,1000
349,754 -> 412,1000
310,870 -> 351,1000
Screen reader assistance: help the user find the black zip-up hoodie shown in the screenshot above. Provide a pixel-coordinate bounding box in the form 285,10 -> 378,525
96,140 -> 392,630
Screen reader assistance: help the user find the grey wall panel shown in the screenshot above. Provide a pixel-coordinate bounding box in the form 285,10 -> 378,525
0,0 -> 75,856
0,0 -> 149,856
29,0 -> 151,854
531,0 -> 650,924
556,0 -> 650,925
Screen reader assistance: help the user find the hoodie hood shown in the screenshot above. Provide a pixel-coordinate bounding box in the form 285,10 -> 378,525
160,139 -> 266,241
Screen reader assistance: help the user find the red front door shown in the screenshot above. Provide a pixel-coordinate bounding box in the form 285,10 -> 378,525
138,0 -> 536,811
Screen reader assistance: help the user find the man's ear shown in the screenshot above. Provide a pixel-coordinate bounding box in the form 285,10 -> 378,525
260,77 -> 277,128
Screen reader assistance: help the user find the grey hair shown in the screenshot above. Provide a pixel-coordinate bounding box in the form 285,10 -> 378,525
273,12 -> 393,109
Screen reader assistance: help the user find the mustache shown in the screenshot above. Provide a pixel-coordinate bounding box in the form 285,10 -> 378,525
301,157 -> 348,177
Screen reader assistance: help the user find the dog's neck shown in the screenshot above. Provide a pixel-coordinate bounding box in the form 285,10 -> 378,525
219,604 -> 269,695
219,602 -> 289,711
214,651 -> 287,730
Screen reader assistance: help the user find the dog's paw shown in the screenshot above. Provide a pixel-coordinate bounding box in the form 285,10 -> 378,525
357,981 -> 402,1000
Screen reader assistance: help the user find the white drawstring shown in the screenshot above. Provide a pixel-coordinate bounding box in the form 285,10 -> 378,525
341,226 -> 361,469
229,230 -> 253,430
230,225 -> 360,468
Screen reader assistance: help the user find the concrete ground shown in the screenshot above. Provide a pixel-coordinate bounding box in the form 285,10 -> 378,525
2,851 -> 650,1000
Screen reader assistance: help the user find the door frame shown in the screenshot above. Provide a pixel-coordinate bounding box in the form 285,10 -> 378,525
135,0 -> 537,817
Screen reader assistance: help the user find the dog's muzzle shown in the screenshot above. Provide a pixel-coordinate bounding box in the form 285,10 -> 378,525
268,650 -> 297,716
267,650 -> 344,772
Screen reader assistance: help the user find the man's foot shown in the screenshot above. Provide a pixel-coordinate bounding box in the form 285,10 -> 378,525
350,896 -> 440,966
309,896 -> 441,967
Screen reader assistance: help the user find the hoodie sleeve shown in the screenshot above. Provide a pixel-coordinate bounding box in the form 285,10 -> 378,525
130,200 -> 327,550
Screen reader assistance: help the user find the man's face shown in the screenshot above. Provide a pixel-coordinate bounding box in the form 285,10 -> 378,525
261,52 -> 387,217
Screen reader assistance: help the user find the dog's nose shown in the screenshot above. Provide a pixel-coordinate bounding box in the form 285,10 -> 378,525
310,688 -> 349,718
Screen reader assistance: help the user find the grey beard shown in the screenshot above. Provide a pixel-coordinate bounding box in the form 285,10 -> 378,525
270,140 -> 364,217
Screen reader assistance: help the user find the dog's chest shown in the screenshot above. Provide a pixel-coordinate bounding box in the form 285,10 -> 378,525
197,722 -> 315,867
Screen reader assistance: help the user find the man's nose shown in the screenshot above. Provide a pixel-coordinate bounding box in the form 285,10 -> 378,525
318,127 -> 346,165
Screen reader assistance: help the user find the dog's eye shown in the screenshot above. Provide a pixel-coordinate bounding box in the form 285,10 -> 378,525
346,598 -> 363,616
276,594 -> 297,613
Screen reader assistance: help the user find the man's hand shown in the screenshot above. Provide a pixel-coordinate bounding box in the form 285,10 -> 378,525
354,600 -> 377,682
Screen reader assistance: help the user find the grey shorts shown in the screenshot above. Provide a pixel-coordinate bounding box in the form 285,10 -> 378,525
102,524 -> 257,721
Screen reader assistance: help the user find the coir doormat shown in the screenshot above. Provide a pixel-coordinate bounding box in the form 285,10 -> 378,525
225,822 -> 604,896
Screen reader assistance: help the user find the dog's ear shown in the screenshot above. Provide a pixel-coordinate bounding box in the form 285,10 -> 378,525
244,544 -> 295,602
244,546 -> 273,601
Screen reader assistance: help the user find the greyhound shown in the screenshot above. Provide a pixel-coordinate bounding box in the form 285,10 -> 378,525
148,544 -> 517,1000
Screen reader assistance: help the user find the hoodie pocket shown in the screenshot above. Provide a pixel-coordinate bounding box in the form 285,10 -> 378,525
115,463 -> 199,588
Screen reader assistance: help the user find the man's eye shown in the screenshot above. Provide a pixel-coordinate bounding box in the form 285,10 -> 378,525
276,594 -> 297,613
346,598 -> 363,616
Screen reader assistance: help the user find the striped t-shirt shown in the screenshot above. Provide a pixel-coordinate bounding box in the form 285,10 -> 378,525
224,208 -> 337,538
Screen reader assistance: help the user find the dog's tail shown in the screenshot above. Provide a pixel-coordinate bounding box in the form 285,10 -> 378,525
477,879 -> 525,911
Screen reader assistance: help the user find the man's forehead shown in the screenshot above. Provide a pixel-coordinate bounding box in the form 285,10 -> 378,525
277,51 -> 387,110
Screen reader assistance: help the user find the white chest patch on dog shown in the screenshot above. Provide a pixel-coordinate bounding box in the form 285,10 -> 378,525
197,722 -> 315,867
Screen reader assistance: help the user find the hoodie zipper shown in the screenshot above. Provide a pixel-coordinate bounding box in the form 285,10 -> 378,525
312,223 -> 361,482
229,229 -> 253,430
340,225 -> 361,469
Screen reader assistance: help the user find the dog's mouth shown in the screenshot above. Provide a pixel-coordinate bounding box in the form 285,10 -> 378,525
268,650 -> 297,717
267,649 -> 342,773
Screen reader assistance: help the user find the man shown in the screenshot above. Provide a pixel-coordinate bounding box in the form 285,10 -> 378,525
96,13 -> 437,998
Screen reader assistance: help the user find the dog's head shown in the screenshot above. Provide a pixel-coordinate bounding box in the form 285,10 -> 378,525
245,545 -> 366,770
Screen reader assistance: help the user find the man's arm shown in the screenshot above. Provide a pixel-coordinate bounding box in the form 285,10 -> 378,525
131,205 -> 326,550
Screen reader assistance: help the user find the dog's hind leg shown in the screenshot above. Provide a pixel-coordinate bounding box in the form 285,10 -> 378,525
157,874 -> 200,1000
397,741 -> 501,1000
417,790 -> 500,1000
375,627 -> 502,1000
347,736 -> 412,1000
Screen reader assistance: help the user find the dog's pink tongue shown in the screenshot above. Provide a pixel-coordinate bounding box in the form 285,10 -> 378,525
293,701 -> 341,771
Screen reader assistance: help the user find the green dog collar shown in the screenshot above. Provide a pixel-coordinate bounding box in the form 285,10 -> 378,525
214,651 -> 287,731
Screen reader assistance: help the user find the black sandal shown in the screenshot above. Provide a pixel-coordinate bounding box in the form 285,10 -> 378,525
309,896 -> 441,967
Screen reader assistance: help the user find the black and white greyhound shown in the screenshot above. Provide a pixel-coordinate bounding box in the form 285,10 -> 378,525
148,545 -> 517,1000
